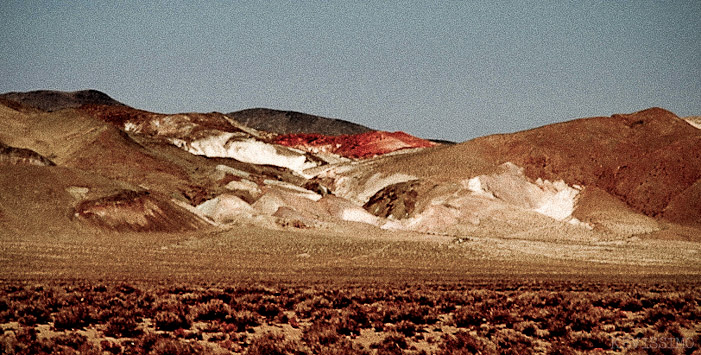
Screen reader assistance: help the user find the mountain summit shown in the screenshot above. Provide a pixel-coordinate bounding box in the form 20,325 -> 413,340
227,108 -> 373,136
0,89 -> 127,112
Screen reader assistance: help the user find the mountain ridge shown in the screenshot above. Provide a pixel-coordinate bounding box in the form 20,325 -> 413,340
0,89 -> 127,112
0,89 -> 698,242
226,107 -> 374,136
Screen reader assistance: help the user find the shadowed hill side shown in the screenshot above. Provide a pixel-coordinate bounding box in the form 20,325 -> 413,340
227,108 -> 373,136
0,89 -> 127,112
0,165 -> 211,235
0,141 -> 55,166
75,190 -> 210,232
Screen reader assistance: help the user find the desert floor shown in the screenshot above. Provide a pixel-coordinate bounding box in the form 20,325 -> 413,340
1,226 -> 699,354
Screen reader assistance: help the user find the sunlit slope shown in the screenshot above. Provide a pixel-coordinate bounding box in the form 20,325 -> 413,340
360,108 -> 700,225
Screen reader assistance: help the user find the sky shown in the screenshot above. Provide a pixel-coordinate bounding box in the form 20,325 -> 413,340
1,1 -> 699,142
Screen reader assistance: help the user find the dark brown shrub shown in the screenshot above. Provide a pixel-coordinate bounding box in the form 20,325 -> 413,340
101,339 -> 122,354
52,331 -> 89,350
453,307 -> 483,328
154,309 -> 191,331
493,328 -> 532,354
547,319 -> 570,338
303,320 -> 342,351
256,301 -> 282,320
134,331 -> 161,354
0,296 -> 11,323
370,333 -> 409,355
245,332 -> 308,355
646,304 -> 677,324
104,314 -> 142,338
547,341 -> 577,355
317,339 -> 370,355
568,330 -> 611,351
53,305 -> 93,330
116,282 -> 138,295
438,330 -> 492,355
395,320 -> 418,337
294,295 -> 332,319
514,320 -> 538,337
229,310 -> 260,332
150,337 -> 202,355
16,303 -> 51,325
190,299 -> 231,322
620,295 -> 644,312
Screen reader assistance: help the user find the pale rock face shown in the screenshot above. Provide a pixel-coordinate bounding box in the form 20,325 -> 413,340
534,182 -> 579,221
150,115 -> 198,136
466,162 -> 581,222
252,188 -> 326,216
225,179 -> 261,196
213,164 -> 252,180
400,204 -> 464,233
683,116 -> 701,129
383,162 -> 589,234
251,192 -> 289,216
123,122 -> 141,133
466,176 -> 494,198
65,186 -> 90,200
171,133 -> 319,176
263,180 -> 322,201
326,170 -> 418,205
340,208 -> 380,225
319,195 -> 381,226
196,194 -> 253,224
250,187 -> 381,227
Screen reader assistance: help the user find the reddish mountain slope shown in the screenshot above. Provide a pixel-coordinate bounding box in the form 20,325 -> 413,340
369,108 -> 700,223
274,131 -> 436,159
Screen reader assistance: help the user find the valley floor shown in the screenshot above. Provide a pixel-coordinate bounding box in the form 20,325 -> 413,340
1,226 -> 699,354
1,224 -> 699,283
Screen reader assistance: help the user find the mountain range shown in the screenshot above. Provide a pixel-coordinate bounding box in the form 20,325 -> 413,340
0,90 -> 699,271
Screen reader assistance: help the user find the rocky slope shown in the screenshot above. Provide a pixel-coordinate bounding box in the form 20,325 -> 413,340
335,108 -> 700,226
0,90 -> 435,236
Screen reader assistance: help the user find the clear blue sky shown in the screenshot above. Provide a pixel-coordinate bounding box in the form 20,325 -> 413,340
1,1 -> 699,141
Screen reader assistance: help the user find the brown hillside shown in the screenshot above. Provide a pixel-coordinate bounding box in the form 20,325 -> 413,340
369,108 -> 700,222
75,190 -> 209,232
0,89 -> 126,112
79,105 -> 240,134
0,105 -> 195,196
0,165 -> 132,235
0,141 -> 55,166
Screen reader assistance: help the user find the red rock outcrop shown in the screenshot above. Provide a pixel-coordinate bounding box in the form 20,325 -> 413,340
274,131 -> 436,159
